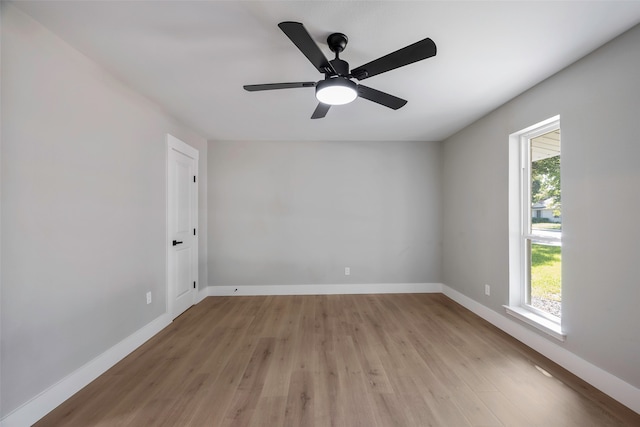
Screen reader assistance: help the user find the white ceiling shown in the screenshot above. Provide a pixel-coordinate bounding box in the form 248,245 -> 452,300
11,1 -> 640,142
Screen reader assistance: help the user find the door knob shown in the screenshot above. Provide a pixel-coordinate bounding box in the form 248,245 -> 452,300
172,240 -> 183,246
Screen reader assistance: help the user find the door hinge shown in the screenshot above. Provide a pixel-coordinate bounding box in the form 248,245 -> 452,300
193,176 -> 196,183
193,281 -> 196,289
193,228 -> 196,236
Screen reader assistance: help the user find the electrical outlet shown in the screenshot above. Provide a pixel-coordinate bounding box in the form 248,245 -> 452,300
484,284 -> 490,296
345,267 -> 351,276
146,291 -> 152,304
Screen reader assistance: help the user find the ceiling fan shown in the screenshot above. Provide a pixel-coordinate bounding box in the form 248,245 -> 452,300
243,22 -> 437,119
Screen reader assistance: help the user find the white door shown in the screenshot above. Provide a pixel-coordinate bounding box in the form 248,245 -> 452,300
167,134 -> 198,319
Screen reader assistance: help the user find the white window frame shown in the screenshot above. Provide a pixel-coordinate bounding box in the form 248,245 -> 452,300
506,116 -> 566,341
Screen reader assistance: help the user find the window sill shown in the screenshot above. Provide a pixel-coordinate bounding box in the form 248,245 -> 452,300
503,305 -> 566,342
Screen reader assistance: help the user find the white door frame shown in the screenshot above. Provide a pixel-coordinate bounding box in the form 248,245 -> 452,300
166,134 -> 199,319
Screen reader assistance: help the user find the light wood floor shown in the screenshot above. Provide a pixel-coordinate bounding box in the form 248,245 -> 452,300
36,294 -> 639,426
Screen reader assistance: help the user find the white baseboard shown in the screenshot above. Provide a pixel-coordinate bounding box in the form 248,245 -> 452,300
197,287 -> 209,303
1,314 -> 172,427
207,282 -> 443,296
441,284 -> 640,415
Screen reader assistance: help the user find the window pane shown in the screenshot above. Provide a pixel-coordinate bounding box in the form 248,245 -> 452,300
529,241 -> 562,318
530,130 -> 561,234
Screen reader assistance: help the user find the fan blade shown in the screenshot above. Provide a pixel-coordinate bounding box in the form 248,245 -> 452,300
351,38 -> 436,80
244,82 -> 316,92
311,103 -> 331,119
357,85 -> 407,110
278,22 -> 336,75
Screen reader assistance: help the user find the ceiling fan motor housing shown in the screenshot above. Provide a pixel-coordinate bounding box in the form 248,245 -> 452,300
329,58 -> 350,77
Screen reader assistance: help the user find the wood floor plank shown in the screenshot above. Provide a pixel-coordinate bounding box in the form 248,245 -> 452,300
223,337 -> 276,425
249,396 -> 287,427
449,384 -> 503,427
35,294 -> 640,427
370,392 -> 414,427
260,338 -> 294,398
333,334 -> 380,427
280,369 -> 314,426
477,390 -> 534,427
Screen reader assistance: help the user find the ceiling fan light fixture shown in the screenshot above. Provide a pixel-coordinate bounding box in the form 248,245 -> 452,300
315,78 -> 358,105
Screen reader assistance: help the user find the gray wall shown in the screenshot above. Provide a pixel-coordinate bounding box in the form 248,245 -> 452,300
208,140 -> 442,287
442,24 -> 640,388
0,5 -> 207,416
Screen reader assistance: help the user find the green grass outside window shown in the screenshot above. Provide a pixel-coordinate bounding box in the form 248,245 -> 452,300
531,244 -> 561,301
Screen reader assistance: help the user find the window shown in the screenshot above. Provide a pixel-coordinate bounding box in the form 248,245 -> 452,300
507,116 -> 565,341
